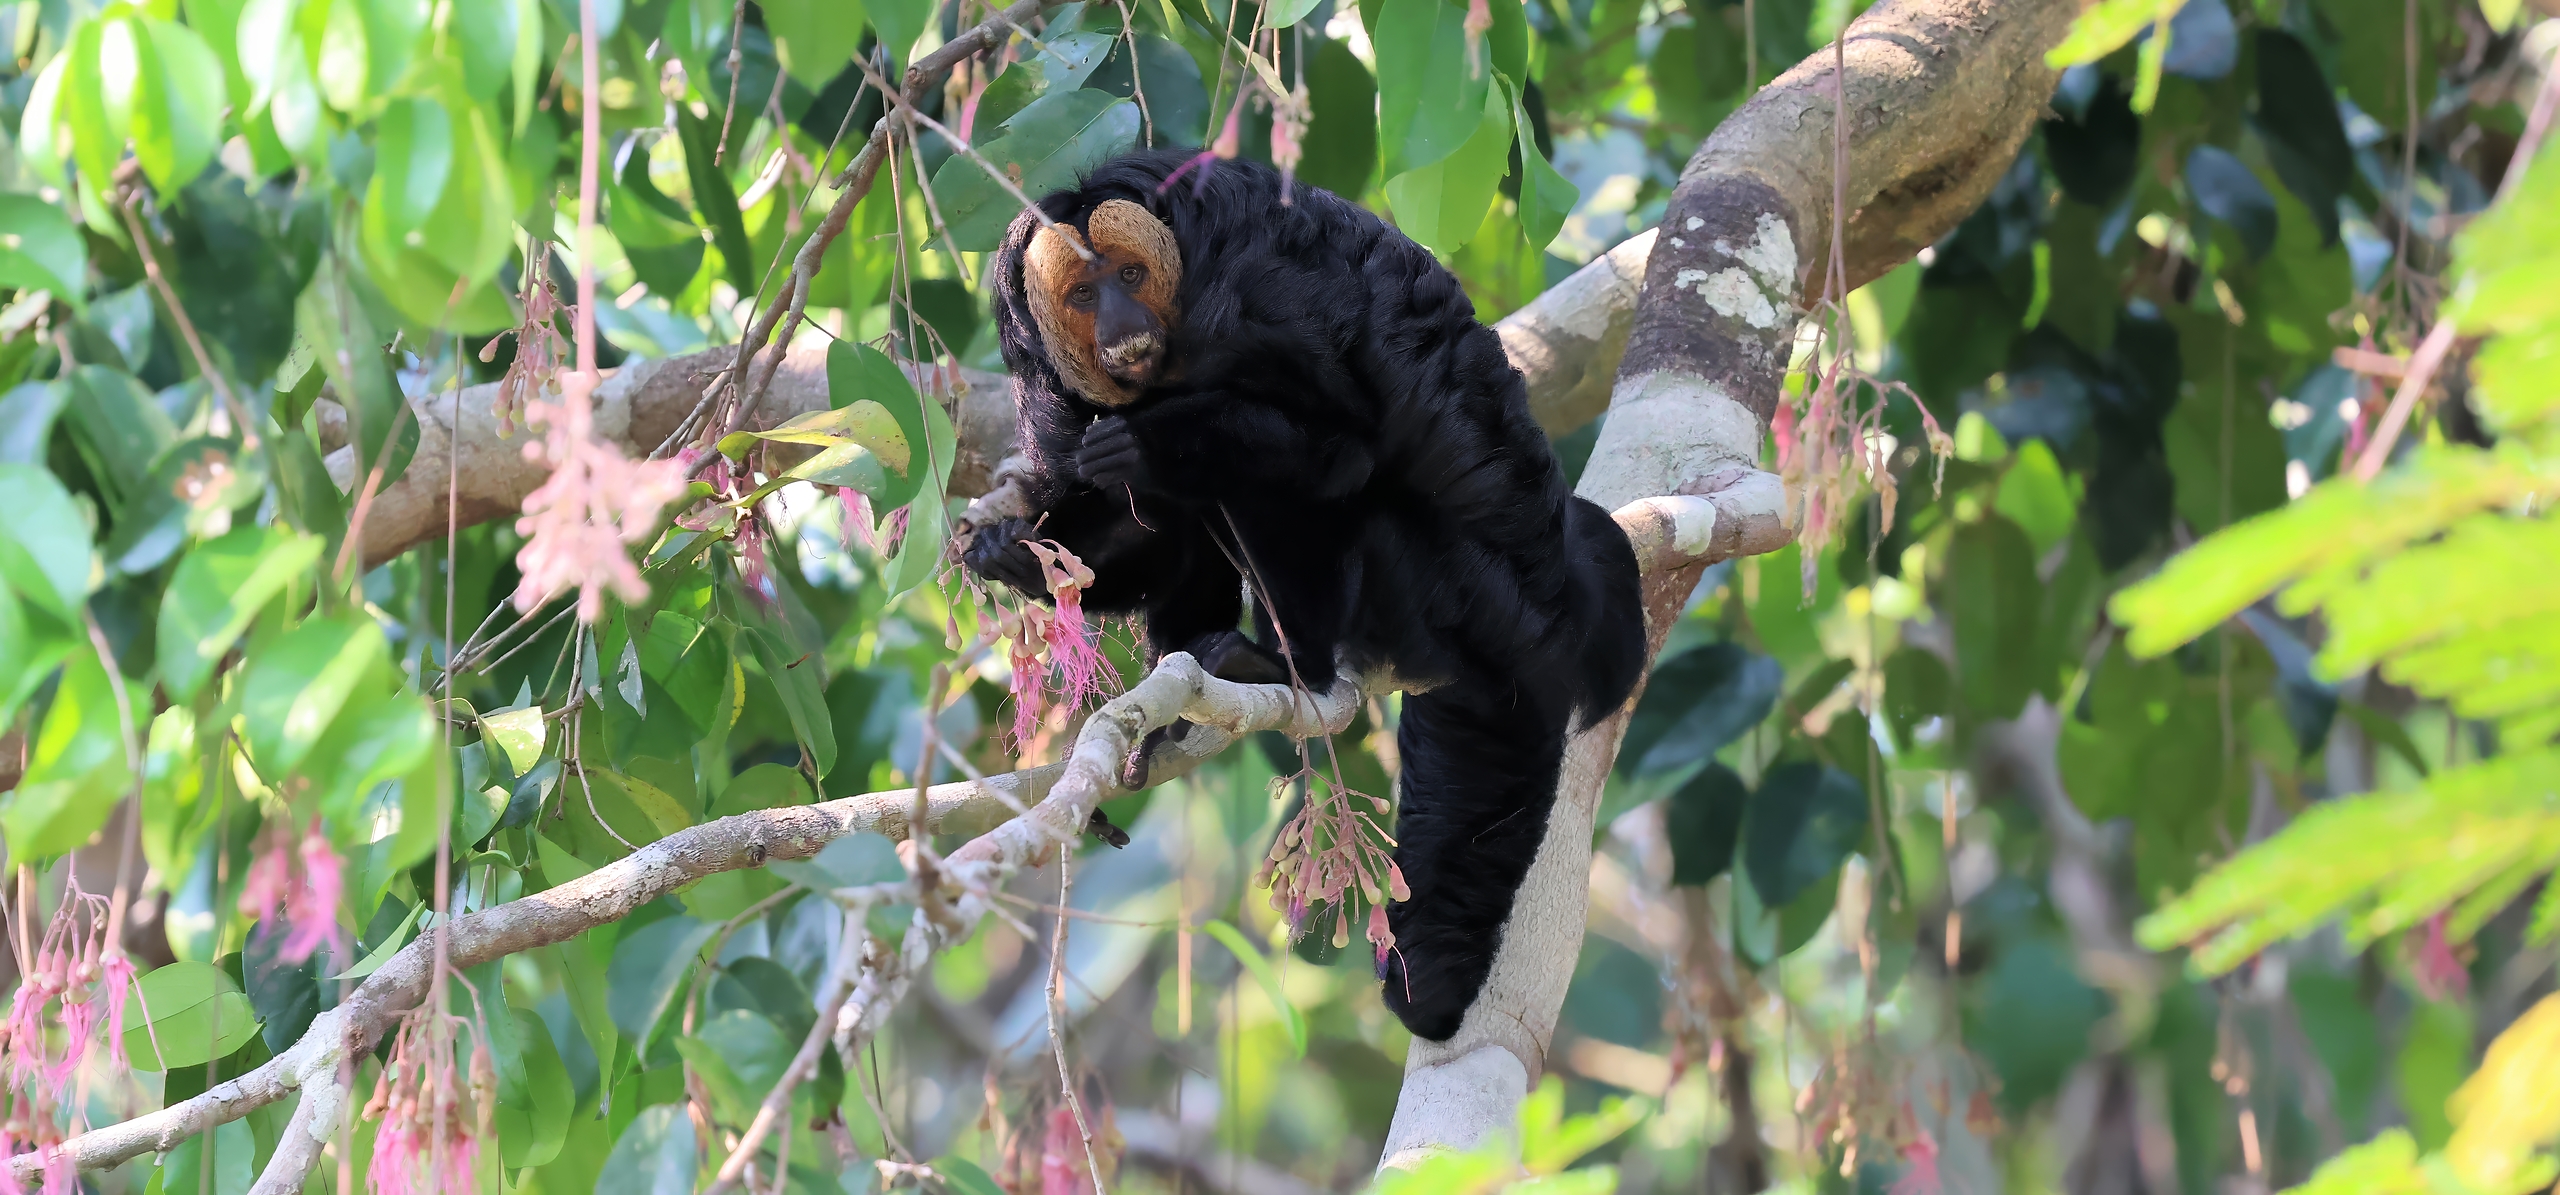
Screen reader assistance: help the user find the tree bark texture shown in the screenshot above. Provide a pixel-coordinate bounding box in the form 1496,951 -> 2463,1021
1384,0 -> 2087,1167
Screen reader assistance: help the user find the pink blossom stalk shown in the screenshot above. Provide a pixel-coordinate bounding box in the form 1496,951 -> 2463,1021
235,836 -> 292,921
1039,1106 -> 1089,1195
278,820 -> 347,965
511,371 -> 691,623
2411,913 -> 2469,1002
96,953 -> 133,1069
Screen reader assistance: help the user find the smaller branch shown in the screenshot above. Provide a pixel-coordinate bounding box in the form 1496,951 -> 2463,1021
704,905 -> 866,1194
2343,317 -> 2460,482
115,195 -> 258,449
852,55 -> 1094,261
244,1068 -> 347,1195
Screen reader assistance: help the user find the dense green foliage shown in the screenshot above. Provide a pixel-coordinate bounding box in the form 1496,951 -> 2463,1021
0,0 -> 2551,1187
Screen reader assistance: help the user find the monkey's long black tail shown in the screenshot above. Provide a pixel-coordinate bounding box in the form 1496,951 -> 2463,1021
1378,681 -> 1572,1043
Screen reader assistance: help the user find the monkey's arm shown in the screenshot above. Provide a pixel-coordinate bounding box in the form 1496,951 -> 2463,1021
961,483 -> 1179,612
1076,396 -> 1374,506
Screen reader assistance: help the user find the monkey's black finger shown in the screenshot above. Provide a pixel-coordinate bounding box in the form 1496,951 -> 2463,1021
1085,808 -> 1130,849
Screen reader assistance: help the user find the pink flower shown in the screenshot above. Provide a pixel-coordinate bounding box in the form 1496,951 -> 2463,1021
1890,1130 -> 1941,1195
735,519 -> 779,608
1271,83 -> 1311,204
1771,398 -> 1800,472
279,821 -> 347,966
45,985 -> 90,1096
368,1120 -> 423,1195
1039,1106 -> 1090,1195
838,488 -> 876,552
36,1150 -> 68,1195
511,370 -> 692,623
1367,902 -> 1394,969
4,975 -> 48,1089
2410,913 -> 2469,1002
96,953 -> 133,1069
236,837 -> 293,920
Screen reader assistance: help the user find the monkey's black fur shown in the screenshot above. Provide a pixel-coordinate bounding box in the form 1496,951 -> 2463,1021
963,150 -> 1645,1042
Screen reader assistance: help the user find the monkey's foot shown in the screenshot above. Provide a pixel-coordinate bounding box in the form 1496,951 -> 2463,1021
1118,719 -> 1196,790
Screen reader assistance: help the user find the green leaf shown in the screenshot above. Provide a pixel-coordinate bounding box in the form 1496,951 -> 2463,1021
449,0 -> 520,99
477,703 -> 548,779
1993,437 -> 2076,556
1740,761 -> 1867,909
927,89 -> 1141,253
676,1008 -> 793,1124
1374,0 -> 1491,177
1503,75 -> 1577,252
0,583 -> 74,731
1299,37 -> 1377,199
1948,516 -> 2041,719
158,1119 -> 254,1195
2252,29 -> 2352,245
1202,919 -> 1305,1056
130,18 -> 227,194
0,382 -> 69,466
756,401 -> 913,473
606,913 -> 720,1047
594,1103 -> 698,1195
5,648 -> 134,861
371,96 -> 454,239
157,526 -> 324,704
240,614 -> 391,777
745,626 -> 836,775
769,829 -> 903,890
2186,145 -> 2277,262
123,961 -> 262,1070
675,104 -> 756,296
934,1157 -> 1007,1195
865,0 -> 931,67
612,141 -> 709,297
0,195 -> 88,300
1665,763 -> 1749,886
496,1007 -> 573,1169
0,463 -> 95,622
327,901 -> 418,980
1618,643 -> 1784,778
760,0 -> 867,88
2043,0 -> 2176,68
1381,81 -> 1511,256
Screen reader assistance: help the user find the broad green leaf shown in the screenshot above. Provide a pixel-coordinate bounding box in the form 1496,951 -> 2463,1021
759,0 -> 866,88
605,913 -> 719,1045
450,0 -> 520,99
866,0 -> 931,67
825,341 -> 935,510
754,401 -> 913,474
1617,643 -> 1783,778
2044,0 -> 2177,68
1740,762 -> 1867,908
675,105 -> 755,297
1948,516 -> 2041,718
1203,919 -> 1306,1056
1993,437 -> 2076,556
611,142 -> 709,298
0,464 -> 95,621
70,20 -> 128,205
477,703 -> 547,778
1374,0 -> 1490,176
591,769 -> 695,841
676,1008 -> 793,1124
123,961 -> 262,1070
240,614 -> 390,776
2186,145 -> 2276,261
1503,75 -> 1578,252
328,901 -> 418,980
0,582 -> 74,730
18,55 -> 70,186
371,96 -> 454,238
130,18 -> 227,194
0,195 -> 88,300
313,0 -> 369,112
496,1006 -> 573,1169
1298,38 -> 1376,199
927,89 -> 1141,253
594,1103 -> 698,1195
157,1119 -> 254,1195
1665,763 -> 1749,886
157,525 -> 324,703
745,626 -> 836,776
1381,83 -> 1511,256
1268,0 -> 1323,26
5,648 -> 134,861
769,828 -> 902,890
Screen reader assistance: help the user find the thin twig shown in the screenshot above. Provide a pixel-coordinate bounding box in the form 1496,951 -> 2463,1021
1048,852 -> 1109,1195
114,195 -> 260,450
703,906 -> 869,1194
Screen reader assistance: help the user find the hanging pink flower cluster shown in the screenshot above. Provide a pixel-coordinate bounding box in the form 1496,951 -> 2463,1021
999,540 -> 1112,750
1259,771 -> 1408,970
480,262 -> 570,438
2407,912 -> 2471,1003
0,876 -> 134,1193
237,817 -> 348,966
363,1013 -> 488,1195
1776,341 -> 1952,600
1036,1101 -> 1121,1195
1270,81 -> 1312,205
511,370 -> 692,623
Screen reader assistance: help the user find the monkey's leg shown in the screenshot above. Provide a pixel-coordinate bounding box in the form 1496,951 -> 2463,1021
1378,681 -> 1572,1043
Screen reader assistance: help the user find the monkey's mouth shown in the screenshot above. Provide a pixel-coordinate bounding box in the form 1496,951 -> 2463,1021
1098,333 -> 1164,385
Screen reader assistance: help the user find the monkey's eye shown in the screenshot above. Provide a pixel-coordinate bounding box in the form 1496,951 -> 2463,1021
1118,264 -> 1144,286
1069,283 -> 1098,306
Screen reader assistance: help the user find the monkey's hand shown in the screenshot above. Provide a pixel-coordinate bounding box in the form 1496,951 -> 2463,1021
960,518 -> 1046,595
1075,416 -> 1153,493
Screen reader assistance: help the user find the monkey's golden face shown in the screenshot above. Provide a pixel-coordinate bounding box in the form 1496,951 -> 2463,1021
1023,199 -> 1181,408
